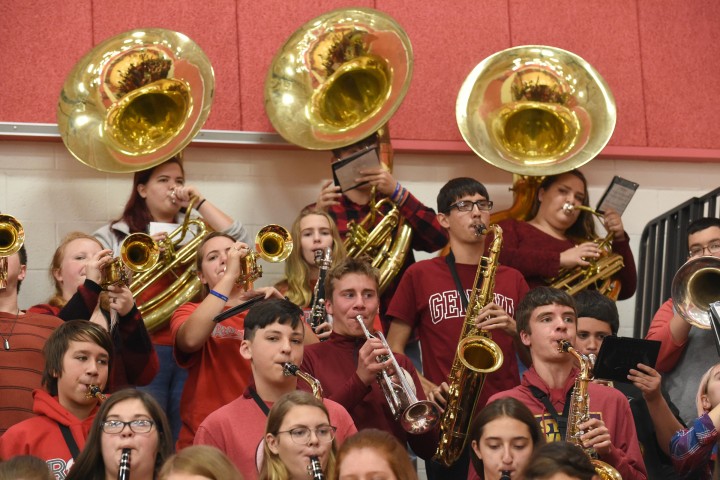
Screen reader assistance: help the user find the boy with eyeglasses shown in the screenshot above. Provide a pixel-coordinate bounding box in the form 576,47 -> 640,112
385,177 -> 530,478
646,216 -> 720,424
0,320 -> 113,477
194,298 -> 356,480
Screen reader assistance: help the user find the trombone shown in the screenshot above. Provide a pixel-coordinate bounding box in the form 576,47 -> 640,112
355,315 -> 440,434
0,214 -> 24,291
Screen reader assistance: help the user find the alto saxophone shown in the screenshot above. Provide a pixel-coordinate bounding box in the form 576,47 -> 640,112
283,362 -> 324,400
86,384 -> 106,403
559,340 -> 622,480
433,224 -> 505,466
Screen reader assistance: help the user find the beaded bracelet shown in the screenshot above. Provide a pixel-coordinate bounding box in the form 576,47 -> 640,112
209,289 -> 228,302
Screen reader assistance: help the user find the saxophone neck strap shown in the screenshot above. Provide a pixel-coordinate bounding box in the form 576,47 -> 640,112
57,422 -> 81,459
249,387 -> 271,416
529,385 -> 574,439
445,250 -> 483,311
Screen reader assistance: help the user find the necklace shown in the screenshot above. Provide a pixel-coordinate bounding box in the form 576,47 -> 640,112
0,309 -> 20,351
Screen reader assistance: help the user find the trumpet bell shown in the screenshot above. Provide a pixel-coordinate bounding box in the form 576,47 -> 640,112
456,45 -> 616,176
0,214 -> 24,257
672,255 -> 720,329
256,224 -> 293,263
264,7 -> 412,150
57,28 -> 214,173
121,233 -> 161,273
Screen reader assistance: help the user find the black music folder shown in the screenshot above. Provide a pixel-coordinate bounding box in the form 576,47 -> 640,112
593,336 -> 661,383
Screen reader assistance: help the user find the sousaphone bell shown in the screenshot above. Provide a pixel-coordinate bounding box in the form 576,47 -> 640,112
57,28 -> 214,173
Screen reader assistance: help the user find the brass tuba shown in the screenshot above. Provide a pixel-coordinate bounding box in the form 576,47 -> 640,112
57,28 -> 214,173
434,224 -> 505,466
671,255 -> 720,329
0,214 -> 24,291
549,203 -> 625,299
264,9 -> 414,294
559,340 -> 622,480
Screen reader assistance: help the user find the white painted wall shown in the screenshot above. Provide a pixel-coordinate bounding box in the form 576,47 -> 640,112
1,140 -> 718,336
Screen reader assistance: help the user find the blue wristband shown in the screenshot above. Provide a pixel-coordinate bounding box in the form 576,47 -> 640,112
391,182 -> 402,201
209,289 -> 228,302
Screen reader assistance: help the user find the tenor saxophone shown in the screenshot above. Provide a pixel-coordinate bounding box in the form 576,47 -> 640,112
559,340 -> 622,480
433,224 -> 505,466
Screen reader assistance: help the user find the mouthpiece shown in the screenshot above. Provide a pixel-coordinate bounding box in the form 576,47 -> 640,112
500,471 -> 511,480
118,448 -> 131,480
308,455 -> 324,479
472,223 -> 488,236
283,362 -> 299,376
558,339 -> 572,352
562,202 -> 575,214
86,384 -> 106,403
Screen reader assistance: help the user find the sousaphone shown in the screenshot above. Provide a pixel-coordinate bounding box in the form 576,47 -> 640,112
456,45 -> 617,222
264,7 -> 413,150
57,28 -> 214,173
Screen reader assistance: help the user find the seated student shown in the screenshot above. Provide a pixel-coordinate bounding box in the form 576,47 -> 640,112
468,398 -> 545,480
301,257 -> 439,460
158,445 -> 243,480
0,320 -> 113,477
0,244 -> 63,436
497,170 -> 637,300
335,428 -> 418,480
487,287 -> 647,480
28,231 -> 158,390
171,232 -> 282,449
646,217 -> 720,424
522,441 -> 600,480
275,207 -> 346,341
194,298 -> 356,479
259,391 -> 337,480
0,455 -> 53,480
669,362 -> 720,479
574,289 -> 684,479
66,389 -> 173,480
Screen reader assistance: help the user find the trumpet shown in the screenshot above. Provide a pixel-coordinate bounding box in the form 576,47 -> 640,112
0,214 -> 24,291
355,315 -> 441,434
237,224 -> 293,290
118,448 -> 131,480
101,233 -> 160,289
86,384 -> 107,403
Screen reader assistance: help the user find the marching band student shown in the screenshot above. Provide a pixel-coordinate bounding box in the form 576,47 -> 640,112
260,391 -> 338,480
335,428 -> 419,480
158,445 -> 243,480
0,321 -> 112,477
0,244 -> 63,436
309,130 -> 448,324
171,232 -> 282,449
93,155 -> 250,443
194,298 -> 356,479
28,232 -> 158,391
276,208 -> 347,341
468,398 -> 545,480
574,289 -> 683,479
0,455 -> 54,480
646,217 -> 720,424
669,362 -> 720,479
66,389 -> 174,480
385,177 -> 529,478
487,287 -> 647,480
497,170 -> 637,300
301,257 -> 438,460
522,441 -> 600,480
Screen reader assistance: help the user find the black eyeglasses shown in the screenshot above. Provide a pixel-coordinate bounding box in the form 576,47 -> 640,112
448,199 -> 493,213
689,242 -> 720,258
276,426 -> 337,445
101,419 -> 155,434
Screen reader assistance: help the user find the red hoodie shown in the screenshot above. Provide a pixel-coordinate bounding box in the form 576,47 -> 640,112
488,366 -> 647,480
0,390 -> 98,478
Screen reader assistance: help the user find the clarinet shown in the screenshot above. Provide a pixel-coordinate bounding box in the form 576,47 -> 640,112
309,248 -> 332,336
118,448 -> 131,480
307,455 -> 324,480
500,471 -> 511,480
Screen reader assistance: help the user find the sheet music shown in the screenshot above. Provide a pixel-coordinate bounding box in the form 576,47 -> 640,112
596,176 -> 639,215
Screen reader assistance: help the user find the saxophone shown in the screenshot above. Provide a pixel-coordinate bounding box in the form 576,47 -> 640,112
283,362 -> 324,400
433,224 -> 505,466
559,340 -> 622,480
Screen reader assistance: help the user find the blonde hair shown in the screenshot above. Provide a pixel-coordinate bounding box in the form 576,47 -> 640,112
159,445 -> 243,480
696,362 -> 720,416
48,232 -> 104,308
283,208 -> 346,307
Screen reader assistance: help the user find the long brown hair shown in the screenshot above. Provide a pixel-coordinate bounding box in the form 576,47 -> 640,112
112,156 -> 184,239
66,389 -> 173,480
283,208 -> 346,307
528,170 -> 597,240
48,232 -> 104,308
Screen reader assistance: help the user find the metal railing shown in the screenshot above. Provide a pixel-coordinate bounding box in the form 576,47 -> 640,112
634,187 -> 720,337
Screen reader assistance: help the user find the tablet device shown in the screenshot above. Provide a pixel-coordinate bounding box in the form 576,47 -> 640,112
595,176 -> 639,215
592,336 -> 661,383
331,145 -> 381,192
